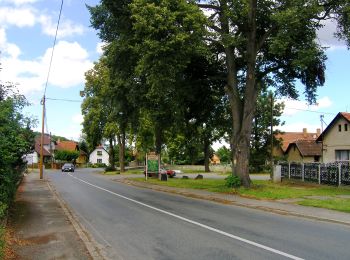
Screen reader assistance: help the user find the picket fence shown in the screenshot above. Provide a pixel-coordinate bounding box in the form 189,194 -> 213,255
278,161 -> 350,186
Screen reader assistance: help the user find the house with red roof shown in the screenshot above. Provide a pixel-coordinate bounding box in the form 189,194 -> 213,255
316,112 -> 350,163
55,139 -> 87,165
274,128 -> 321,162
24,134 -> 55,165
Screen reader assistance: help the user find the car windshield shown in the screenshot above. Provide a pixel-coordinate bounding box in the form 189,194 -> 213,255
63,163 -> 73,167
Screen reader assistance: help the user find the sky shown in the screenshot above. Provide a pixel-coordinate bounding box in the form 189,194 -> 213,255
0,0 -> 349,144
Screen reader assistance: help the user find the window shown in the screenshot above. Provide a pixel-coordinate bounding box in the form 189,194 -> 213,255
338,124 -> 342,132
97,150 -> 102,156
97,159 -> 102,163
345,124 -> 348,131
335,150 -> 350,161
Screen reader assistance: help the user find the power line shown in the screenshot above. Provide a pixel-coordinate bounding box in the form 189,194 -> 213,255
46,97 -> 82,103
283,107 -> 336,116
43,0 -> 64,96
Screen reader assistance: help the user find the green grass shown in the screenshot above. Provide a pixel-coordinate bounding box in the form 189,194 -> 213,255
132,178 -> 350,200
297,198 -> 350,213
133,178 -> 233,193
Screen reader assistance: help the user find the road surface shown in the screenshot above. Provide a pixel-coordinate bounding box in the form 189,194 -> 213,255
48,168 -> 350,260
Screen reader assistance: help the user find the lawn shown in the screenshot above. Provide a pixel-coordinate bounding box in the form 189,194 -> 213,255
134,178 -> 350,200
297,198 -> 350,213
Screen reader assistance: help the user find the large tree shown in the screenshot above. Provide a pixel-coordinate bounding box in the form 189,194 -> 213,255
194,0 -> 350,187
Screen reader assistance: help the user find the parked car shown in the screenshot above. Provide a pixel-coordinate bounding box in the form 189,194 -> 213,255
144,167 -> 176,178
62,163 -> 75,172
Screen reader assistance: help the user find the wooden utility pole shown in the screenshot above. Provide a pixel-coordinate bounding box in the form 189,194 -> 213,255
39,96 -> 45,179
270,93 -> 274,179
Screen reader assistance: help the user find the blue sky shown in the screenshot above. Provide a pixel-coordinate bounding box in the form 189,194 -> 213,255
0,0 -> 349,143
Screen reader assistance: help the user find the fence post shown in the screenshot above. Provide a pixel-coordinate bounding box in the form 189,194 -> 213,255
338,163 -> 342,187
288,162 -> 291,179
302,163 -> 304,182
318,163 -> 321,185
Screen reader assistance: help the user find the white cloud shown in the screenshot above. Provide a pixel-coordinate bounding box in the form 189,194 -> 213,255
44,41 -> 93,87
0,0 -> 40,5
96,42 -> 105,55
0,7 -> 36,27
38,15 -> 85,38
1,40 -> 93,94
72,113 -> 83,124
317,19 -> 346,50
279,96 -> 332,116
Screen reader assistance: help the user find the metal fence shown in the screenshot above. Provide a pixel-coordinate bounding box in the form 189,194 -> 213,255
279,161 -> 350,186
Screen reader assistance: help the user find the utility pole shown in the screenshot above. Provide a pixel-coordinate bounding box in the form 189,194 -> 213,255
270,92 -> 274,179
320,115 -> 324,163
39,96 -> 45,179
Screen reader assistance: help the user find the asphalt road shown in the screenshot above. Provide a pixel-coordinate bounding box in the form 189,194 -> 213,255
48,168 -> 350,260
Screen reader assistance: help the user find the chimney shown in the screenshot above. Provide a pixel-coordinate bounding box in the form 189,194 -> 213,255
316,128 -> 321,136
303,128 -> 307,138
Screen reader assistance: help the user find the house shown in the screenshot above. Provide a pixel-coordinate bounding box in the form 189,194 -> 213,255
89,145 -> 110,165
316,112 -> 350,163
55,139 -> 88,165
24,134 -> 55,165
210,154 -> 221,165
55,140 -> 79,151
274,128 -> 321,160
285,140 -> 322,162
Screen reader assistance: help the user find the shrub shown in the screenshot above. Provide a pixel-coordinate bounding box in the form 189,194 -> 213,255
105,165 -> 116,172
225,175 -> 241,188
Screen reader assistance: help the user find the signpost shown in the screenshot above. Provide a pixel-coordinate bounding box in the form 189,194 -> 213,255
146,152 -> 160,181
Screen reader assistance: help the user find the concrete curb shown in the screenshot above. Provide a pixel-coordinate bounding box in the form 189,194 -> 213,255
116,179 -> 350,227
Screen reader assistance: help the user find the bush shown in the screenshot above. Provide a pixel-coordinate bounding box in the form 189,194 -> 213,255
105,165 -> 116,172
225,175 -> 241,188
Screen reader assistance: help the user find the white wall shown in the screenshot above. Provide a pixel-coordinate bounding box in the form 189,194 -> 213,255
89,148 -> 109,165
323,117 -> 350,163
24,152 -> 38,164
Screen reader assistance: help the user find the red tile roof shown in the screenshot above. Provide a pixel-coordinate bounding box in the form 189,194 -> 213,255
34,143 -> 51,156
35,134 -> 52,145
340,112 -> 350,122
56,141 -> 78,151
276,131 -> 319,152
286,140 -> 322,157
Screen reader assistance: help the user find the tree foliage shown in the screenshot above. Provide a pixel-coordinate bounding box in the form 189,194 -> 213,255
0,81 -> 35,219
87,0 -> 350,187
54,150 -> 79,162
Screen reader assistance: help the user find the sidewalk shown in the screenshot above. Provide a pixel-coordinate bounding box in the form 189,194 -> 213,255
117,178 -> 350,226
6,172 -> 96,260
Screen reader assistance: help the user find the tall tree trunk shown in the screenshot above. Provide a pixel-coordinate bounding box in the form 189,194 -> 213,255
223,0 -> 258,188
155,127 -> 162,155
204,139 -> 210,172
108,137 -> 115,170
118,133 -> 125,172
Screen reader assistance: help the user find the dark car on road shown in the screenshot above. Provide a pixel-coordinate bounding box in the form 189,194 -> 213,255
62,163 -> 75,172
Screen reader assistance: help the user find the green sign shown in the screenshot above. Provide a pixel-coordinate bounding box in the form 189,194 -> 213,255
147,152 -> 159,173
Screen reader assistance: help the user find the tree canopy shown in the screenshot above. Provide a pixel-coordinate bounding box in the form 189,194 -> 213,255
87,0 -> 350,187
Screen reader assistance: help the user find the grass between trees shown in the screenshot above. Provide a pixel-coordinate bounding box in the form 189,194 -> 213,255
131,178 -> 350,213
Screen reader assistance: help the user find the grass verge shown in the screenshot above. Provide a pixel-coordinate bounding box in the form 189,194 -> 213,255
297,198 -> 350,213
133,178 -> 350,199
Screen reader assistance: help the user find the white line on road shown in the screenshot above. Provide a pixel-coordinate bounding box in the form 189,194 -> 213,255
69,174 -> 304,260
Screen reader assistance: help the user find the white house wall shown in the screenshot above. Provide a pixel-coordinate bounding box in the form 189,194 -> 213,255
89,148 -> 109,165
322,117 -> 350,163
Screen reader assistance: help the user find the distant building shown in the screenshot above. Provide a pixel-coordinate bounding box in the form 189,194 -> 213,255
210,154 -> 221,165
89,145 -> 109,165
24,134 -> 55,164
317,112 -> 350,163
285,140 -> 322,162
